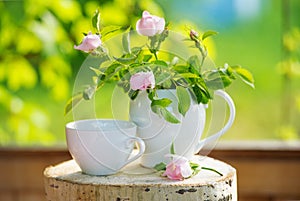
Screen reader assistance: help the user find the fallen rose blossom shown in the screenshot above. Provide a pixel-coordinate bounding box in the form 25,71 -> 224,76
162,155 -> 193,180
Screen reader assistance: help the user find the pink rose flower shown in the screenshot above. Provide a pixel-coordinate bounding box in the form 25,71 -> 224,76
162,155 -> 193,180
136,11 -> 165,37
130,71 -> 155,91
74,32 -> 101,53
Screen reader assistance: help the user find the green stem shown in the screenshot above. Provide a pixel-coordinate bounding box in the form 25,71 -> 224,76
201,167 -> 223,176
153,50 -> 158,60
196,41 -> 207,67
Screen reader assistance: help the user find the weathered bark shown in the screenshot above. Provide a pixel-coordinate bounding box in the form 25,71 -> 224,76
44,156 -> 237,201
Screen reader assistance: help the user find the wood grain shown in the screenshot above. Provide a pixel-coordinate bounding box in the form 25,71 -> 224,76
44,156 -> 237,201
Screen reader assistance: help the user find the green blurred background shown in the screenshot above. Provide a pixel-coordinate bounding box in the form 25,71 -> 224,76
0,0 -> 299,146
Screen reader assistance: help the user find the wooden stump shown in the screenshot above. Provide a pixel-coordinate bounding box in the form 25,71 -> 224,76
44,156 -> 237,201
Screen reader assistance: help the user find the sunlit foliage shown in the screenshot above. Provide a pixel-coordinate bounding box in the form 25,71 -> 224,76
0,0 -> 161,145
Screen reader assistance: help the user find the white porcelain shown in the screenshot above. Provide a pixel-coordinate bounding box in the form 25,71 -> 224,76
66,119 -> 145,175
130,89 -> 235,168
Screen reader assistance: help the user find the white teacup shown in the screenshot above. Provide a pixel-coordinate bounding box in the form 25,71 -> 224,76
66,119 -> 145,175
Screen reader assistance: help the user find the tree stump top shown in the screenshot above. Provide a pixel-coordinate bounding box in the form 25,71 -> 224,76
44,156 -> 237,201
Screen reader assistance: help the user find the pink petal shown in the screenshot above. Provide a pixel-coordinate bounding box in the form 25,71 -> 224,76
142,11 -> 151,17
180,163 -> 193,178
130,72 -> 155,91
136,11 -> 165,37
136,18 -> 156,36
74,32 -> 101,53
153,16 -> 165,34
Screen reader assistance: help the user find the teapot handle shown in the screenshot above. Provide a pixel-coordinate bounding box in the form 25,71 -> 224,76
194,90 -> 236,153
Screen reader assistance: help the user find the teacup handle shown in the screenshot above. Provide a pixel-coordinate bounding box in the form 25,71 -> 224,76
194,90 -> 236,153
121,137 -> 145,168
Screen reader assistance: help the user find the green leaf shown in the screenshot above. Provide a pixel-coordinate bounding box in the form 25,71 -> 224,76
122,29 -> 131,54
131,46 -> 143,55
119,68 -> 130,78
143,54 -> 152,62
188,55 -> 201,73
148,90 -> 156,101
105,63 -> 122,78
173,65 -> 189,73
101,25 -> 122,39
155,72 -> 171,85
192,86 -> 202,104
128,90 -> 139,100
162,79 -> 172,88
225,66 -> 236,79
113,56 -> 136,65
151,98 -> 172,108
89,67 -> 104,76
64,93 -> 83,115
92,9 -> 101,32
151,98 -> 180,124
150,105 -> 161,114
205,69 -> 235,84
176,73 -> 199,79
154,162 -> 166,171
170,142 -> 176,154
204,70 -> 222,79
195,78 -> 211,97
190,162 -> 199,170
202,30 -> 218,41
176,86 -> 191,116
191,169 -> 201,177
192,84 -> 211,104
205,75 -> 232,90
232,66 -> 255,88
153,60 -> 168,67
160,108 -> 180,123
